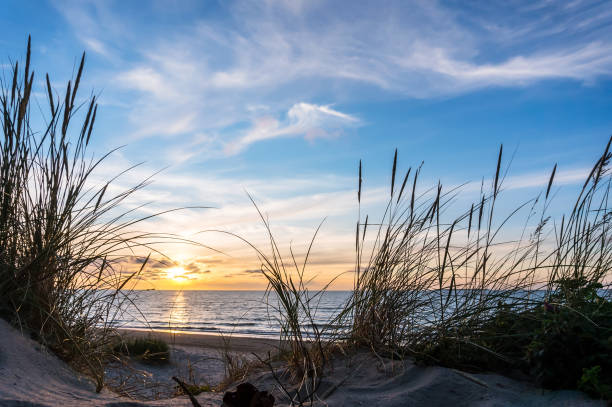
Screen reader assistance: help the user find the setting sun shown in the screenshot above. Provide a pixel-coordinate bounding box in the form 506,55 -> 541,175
165,267 -> 188,282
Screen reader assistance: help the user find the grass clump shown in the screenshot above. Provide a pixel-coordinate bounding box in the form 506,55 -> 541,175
234,139 -> 611,402
114,337 -> 171,364
526,280 -> 612,394
0,37 -> 180,391
223,195 -> 348,406
346,140 -> 612,400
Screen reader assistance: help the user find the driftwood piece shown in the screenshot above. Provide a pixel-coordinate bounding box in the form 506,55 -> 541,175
172,376 -> 202,407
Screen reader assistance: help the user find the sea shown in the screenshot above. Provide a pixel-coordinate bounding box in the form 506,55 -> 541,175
110,289 -> 584,338
112,290 -> 352,338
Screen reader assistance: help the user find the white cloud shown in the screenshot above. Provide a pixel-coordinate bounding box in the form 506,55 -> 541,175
425,42 -> 612,86
117,67 -> 177,99
503,168 -> 590,191
225,103 -> 360,155
458,167 -> 591,195
51,0 -> 612,148
85,152 -> 596,288
38,0 -> 612,288
82,37 -> 111,57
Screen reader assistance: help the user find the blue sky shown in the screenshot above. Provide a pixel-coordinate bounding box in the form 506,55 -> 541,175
2,0 -> 612,289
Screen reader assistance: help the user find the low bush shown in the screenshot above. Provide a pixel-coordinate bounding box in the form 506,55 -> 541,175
114,337 -> 171,363
527,281 -> 612,396
579,365 -> 612,400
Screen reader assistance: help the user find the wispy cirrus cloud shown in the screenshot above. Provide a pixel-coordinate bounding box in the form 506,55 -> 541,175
96,156 -> 596,288
225,103 -> 360,155
52,0 -> 612,151
418,42 -> 612,87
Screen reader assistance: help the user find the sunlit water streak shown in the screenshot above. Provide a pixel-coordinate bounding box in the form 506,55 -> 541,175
112,290 -> 352,338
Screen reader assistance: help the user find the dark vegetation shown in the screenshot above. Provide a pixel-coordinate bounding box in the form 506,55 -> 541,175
113,337 -> 171,363
180,382 -> 212,396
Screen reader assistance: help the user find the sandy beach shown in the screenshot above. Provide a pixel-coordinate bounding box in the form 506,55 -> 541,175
1,319 -> 607,406
105,329 -> 280,400
0,319 -> 223,406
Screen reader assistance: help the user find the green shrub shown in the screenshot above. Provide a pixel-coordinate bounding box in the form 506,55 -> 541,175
114,337 -> 170,363
418,305 -> 540,373
527,282 -> 612,396
578,365 -> 612,400
176,382 -> 211,396
413,286 -> 612,400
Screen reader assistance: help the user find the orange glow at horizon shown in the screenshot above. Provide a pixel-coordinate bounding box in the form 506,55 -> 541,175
165,267 -> 189,283
123,247 -> 356,290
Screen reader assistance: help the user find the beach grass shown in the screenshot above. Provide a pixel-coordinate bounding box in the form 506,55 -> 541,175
247,140 -> 612,402
344,140 -> 612,398
236,200 -> 337,404
0,38 -> 188,392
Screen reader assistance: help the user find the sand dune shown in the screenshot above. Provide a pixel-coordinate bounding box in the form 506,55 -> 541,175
0,320 -> 606,406
286,352 -> 606,407
0,320 -> 221,406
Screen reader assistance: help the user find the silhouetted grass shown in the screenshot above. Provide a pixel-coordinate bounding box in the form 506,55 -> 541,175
346,140 -> 612,398
0,37 -> 190,391
238,138 -> 612,401
216,194 -> 351,406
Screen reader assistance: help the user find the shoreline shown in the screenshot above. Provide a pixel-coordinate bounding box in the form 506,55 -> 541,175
116,327 -> 281,354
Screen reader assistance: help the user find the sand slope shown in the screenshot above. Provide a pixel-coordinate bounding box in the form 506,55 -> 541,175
1,320 -> 607,406
248,352 -> 607,407
0,320 -> 222,406
323,355 -> 605,406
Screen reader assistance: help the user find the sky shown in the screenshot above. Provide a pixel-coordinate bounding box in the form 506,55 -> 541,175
1,0 -> 612,290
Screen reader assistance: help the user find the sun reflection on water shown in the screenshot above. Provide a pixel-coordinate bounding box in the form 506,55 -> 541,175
166,290 -> 190,331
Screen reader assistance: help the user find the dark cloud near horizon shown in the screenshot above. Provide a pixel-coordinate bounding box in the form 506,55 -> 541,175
123,256 -> 176,269
184,262 -> 200,272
